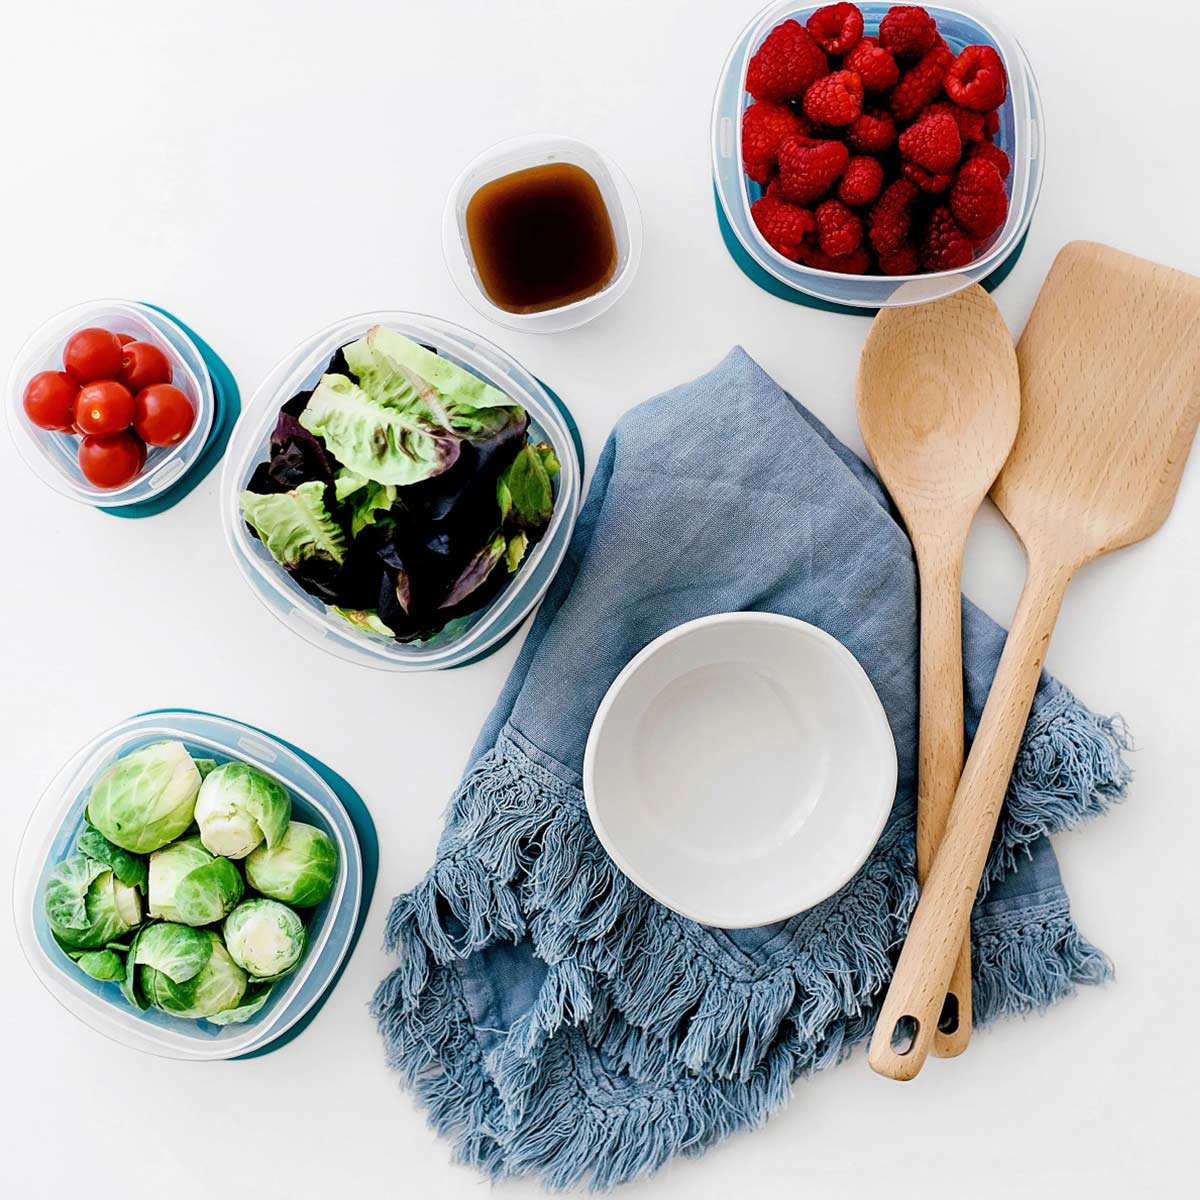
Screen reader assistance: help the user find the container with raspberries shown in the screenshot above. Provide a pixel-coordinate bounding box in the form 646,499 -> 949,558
6,299 -> 215,508
712,2 -> 1044,308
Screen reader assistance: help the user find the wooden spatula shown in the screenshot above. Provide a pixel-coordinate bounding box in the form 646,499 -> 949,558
868,241 -> 1200,1081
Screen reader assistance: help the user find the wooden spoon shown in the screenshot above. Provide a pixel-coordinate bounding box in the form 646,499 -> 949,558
869,242 -> 1200,1081
857,285 -> 1020,1059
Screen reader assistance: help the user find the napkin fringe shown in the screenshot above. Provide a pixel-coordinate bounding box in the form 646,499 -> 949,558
984,682 -> 1132,892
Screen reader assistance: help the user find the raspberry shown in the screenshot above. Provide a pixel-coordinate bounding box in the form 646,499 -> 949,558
806,4 -> 864,55
868,178 -> 920,255
901,161 -> 954,193
845,107 -> 896,153
965,140 -> 1010,179
889,44 -> 954,121
802,69 -> 864,127
983,110 -> 1001,138
924,99 -> 985,144
804,244 -> 874,274
878,243 -> 920,275
741,101 -> 809,185
899,110 -> 961,172
837,156 -> 884,206
844,36 -> 899,93
751,193 -> 815,260
747,20 -> 829,103
774,135 -> 850,204
949,157 -> 1008,240
920,204 -> 974,270
944,45 -> 1008,111
878,6 -> 938,60
815,198 -> 864,256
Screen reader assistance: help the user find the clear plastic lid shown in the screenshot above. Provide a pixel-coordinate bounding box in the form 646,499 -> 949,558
712,1 -> 1045,308
5,300 -> 215,506
443,135 -> 643,333
13,712 -> 363,1061
220,311 -> 583,672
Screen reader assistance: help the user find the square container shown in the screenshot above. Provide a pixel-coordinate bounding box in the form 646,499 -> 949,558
13,712 -> 363,1061
6,300 -> 215,506
712,1 -> 1045,308
443,135 -> 642,332
221,312 -> 583,672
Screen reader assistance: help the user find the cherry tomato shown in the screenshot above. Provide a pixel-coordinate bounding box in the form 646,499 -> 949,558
78,431 -> 146,489
133,383 -> 195,447
22,370 -> 79,431
117,341 -> 172,393
116,333 -> 136,346
63,327 -> 124,383
74,380 -> 135,436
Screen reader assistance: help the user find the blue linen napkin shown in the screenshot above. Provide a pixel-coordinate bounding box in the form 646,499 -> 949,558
372,349 -> 1131,1189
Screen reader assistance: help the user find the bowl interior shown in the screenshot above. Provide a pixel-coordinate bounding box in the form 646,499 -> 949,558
585,615 -> 896,928
713,1 -> 1043,307
221,312 -> 581,672
16,712 -> 361,1059
6,300 -> 214,506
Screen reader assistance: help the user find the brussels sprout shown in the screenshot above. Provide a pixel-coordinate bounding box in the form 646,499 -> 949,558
148,837 -> 244,926
86,741 -> 202,853
75,823 -> 148,889
73,948 -> 127,982
148,837 -> 212,921
143,932 -> 247,1019
133,921 -> 213,982
223,899 -> 306,981
46,855 -> 142,949
245,822 -> 337,907
206,983 -> 272,1026
175,858 -> 243,926
194,762 -> 291,860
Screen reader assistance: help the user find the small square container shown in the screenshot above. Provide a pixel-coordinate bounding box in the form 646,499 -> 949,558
221,312 -> 583,672
443,135 -> 643,332
6,300 -> 215,506
13,711 -> 363,1061
712,1 -> 1045,309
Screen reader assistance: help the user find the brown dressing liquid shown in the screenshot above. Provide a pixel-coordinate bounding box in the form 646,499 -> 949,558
465,162 -> 617,314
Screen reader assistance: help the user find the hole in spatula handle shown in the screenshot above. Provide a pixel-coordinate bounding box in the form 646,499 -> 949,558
938,992 -> 960,1035
890,1015 -> 919,1055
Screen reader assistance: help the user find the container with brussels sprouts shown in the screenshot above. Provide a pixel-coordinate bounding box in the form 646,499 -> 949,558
42,739 -> 338,1028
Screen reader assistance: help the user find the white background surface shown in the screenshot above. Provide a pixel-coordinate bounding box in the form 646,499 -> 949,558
2,1 -> 1197,1196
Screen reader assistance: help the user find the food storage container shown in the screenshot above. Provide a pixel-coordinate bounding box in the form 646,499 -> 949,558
711,1 -> 1045,310
5,300 -> 218,508
13,711 -> 367,1061
443,135 -> 643,332
221,311 -> 584,672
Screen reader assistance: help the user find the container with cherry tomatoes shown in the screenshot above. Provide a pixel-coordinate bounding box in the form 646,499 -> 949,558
6,300 -> 214,507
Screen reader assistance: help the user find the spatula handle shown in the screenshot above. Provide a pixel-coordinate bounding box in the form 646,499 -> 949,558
869,556 -> 1073,1080
913,536 -> 972,1059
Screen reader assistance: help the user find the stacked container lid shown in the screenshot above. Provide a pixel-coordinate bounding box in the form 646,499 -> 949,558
13,711 -> 372,1061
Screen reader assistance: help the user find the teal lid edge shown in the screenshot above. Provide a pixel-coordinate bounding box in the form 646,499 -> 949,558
100,308 -> 241,519
713,183 -> 1030,317
134,707 -> 378,1059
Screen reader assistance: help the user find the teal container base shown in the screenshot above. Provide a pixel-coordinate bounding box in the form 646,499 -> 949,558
101,308 -> 241,518
714,185 -> 1030,317
138,708 -> 378,1059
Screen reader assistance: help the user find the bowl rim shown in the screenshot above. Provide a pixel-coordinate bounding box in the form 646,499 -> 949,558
219,310 -> 583,672
12,711 -> 363,1060
711,0 -> 1045,307
583,612 -> 898,928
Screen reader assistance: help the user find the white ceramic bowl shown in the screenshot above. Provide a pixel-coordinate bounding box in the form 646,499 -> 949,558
584,613 -> 897,928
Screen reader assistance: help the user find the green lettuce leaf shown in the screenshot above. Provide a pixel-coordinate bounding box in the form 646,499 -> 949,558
497,445 -> 554,530
241,481 -> 346,570
332,607 -> 394,636
505,532 -> 529,574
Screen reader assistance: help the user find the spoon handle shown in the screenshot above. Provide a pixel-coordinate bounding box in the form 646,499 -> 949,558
869,555 -> 1073,1081
913,536 -> 972,1058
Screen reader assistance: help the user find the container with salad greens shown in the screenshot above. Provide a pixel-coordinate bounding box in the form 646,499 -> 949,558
13,712 -> 363,1060
221,313 -> 583,672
